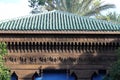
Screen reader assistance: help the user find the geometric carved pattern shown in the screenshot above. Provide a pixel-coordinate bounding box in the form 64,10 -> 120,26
4,55 -> 117,64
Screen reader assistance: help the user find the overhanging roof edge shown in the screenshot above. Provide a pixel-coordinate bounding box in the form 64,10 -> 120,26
0,31 -> 120,34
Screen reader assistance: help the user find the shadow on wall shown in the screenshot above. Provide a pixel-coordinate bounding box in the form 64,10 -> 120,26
19,35 -> 119,80
57,37 -> 119,79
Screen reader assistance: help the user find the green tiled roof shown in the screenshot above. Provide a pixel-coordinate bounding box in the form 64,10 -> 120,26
0,10 -> 120,31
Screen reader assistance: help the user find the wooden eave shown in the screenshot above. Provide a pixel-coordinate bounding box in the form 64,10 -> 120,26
0,31 -> 120,35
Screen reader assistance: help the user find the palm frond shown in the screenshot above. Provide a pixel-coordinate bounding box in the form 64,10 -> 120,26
83,4 -> 115,16
96,4 -> 115,12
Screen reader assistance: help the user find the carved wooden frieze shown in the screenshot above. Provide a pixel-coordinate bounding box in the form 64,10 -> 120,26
0,34 -> 118,43
4,54 -> 117,65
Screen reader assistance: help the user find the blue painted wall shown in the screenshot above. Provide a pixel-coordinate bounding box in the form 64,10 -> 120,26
35,73 -> 75,80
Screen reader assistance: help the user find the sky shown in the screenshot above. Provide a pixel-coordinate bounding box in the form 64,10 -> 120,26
0,0 -> 120,21
101,0 -> 120,14
0,0 -> 31,20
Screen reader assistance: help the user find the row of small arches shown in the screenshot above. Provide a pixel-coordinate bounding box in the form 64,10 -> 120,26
11,69 -> 108,80
11,70 -> 77,80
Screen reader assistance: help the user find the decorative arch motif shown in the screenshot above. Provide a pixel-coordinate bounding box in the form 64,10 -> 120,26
32,72 -> 41,80
70,72 -> 77,80
11,71 -> 18,80
91,72 -> 98,80
91,70 -> 107,80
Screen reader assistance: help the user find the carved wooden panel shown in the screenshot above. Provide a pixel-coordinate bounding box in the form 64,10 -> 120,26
4,54 -> 117,65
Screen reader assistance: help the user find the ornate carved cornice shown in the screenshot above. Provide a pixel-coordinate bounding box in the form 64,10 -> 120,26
6,41 -> 119,53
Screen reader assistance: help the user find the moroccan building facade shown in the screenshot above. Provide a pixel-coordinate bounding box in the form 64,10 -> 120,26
0,10 -> 120,80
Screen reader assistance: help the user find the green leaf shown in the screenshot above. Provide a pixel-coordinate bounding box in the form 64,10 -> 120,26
0,43 -> 10,80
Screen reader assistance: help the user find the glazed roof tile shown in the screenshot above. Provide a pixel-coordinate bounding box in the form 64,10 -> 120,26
0,10 -> 120,31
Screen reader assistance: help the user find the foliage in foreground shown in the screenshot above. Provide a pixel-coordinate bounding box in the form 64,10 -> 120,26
0,43 -> 10,80
28,0 -> 115,17
97,12 -> 120,24
104,48 -> 120,80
